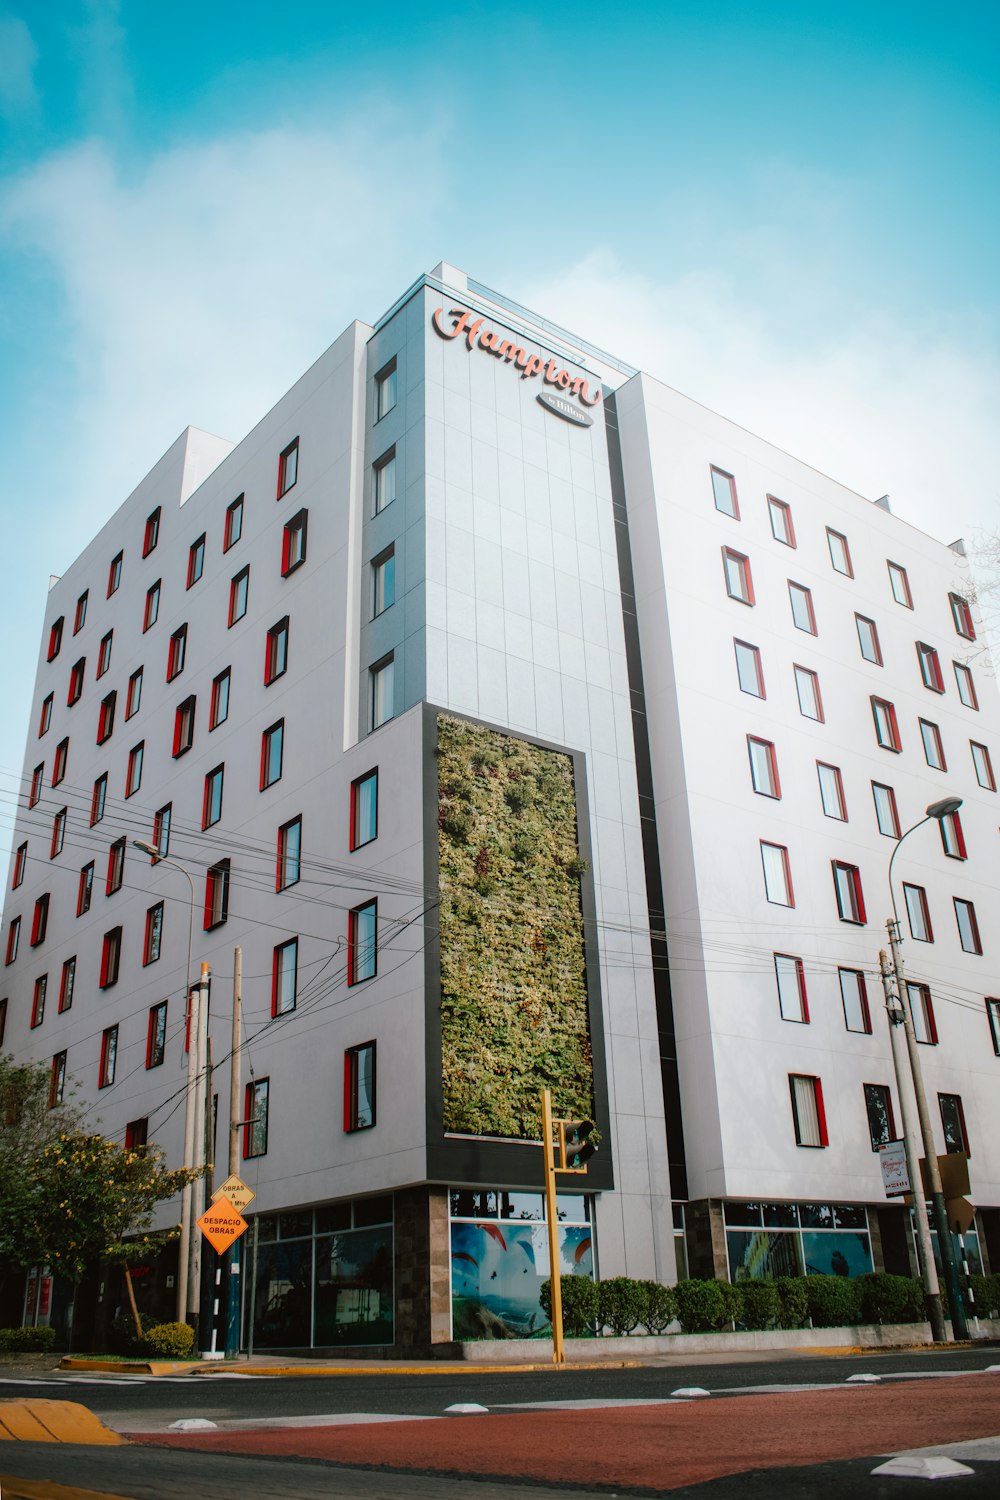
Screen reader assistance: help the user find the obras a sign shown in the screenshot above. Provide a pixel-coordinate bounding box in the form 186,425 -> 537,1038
432,305 -> 601,426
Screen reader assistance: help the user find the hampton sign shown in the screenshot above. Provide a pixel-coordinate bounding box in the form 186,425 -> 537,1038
432,305 -> 602,426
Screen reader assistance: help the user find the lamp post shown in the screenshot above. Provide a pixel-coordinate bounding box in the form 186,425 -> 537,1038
884,798 -> 969,1342
133,840 -> 201,1326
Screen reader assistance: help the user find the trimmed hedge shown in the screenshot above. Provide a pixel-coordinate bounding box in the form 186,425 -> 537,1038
736,1279 -> 780,1330
966,1272 -> 1000,1318
642,1280 -> 677,1334
0,1325 -> 57,1352
599,1277 -> 648,1336
142,1322 -> 195,1358
674,1279 -> 730,1332
539,1275 -> 600,1336
775,1276 -> 809,1329
855,1272 -> 924,1325
804,1274 -> 862,1328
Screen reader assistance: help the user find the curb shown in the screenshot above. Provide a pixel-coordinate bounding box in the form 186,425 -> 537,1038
200,1359 -> 643,1376
58,1358 -> 204,1376
0,1398 -> 128,1446
0,1482 -> 137,1500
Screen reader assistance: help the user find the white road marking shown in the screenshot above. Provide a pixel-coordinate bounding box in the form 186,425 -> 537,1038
494,1398 -> 687,1411
118,1411 -> 443,1433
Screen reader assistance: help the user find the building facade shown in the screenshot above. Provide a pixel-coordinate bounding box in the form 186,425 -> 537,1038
2,263 -> 998,1350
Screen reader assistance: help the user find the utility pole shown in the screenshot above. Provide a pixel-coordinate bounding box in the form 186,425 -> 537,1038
878,950 -> 944,1341
188,962 -> 211,1328
176,972 -> 200,1325
225,946 -> 243,1357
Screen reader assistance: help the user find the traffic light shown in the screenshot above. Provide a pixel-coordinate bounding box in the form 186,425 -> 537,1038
558,1118 -> 598,1173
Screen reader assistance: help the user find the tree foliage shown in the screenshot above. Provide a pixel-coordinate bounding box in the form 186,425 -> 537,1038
0,1056 -> 85,1272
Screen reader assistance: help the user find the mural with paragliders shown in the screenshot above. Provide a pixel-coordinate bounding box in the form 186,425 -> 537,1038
450,1214 -> 594,1340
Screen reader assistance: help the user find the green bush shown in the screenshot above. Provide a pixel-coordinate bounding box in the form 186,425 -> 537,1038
142,1322 -> 195,1358
718,1280 -> 741,1327
736,1279 -> 780,1330
775,1276 -> 809,1329
674,1278 -> 729,1333
966,1273 -> 1000,1318
110,1310 -> 157,1353
641,1280 -> 677,1334
856,1272 -> 924,1325
599,1277 -> 648,1336
0,1325 -> 57,1352
539,1275 -> 600,1336
804,1274 -> 862,1328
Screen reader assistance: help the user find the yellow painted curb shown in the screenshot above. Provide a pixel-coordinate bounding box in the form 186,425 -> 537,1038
58,1359 -> 202,1376
0,1479 -> 137,1500
203,1359 -> 642,1376
0,1400 -> 128,1446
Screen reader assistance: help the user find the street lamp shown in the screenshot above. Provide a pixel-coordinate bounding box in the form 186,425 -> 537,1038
883,798 -> 969,1342
132,840 -> 202,1326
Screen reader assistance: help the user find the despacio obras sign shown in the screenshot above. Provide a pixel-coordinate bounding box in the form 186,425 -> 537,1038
432,305 -> 602,428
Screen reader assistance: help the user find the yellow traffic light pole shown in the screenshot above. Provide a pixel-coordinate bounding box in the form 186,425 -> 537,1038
540,1088 -> 565,1365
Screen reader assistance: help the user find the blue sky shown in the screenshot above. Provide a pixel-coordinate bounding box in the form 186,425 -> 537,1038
1,0 -> 999,857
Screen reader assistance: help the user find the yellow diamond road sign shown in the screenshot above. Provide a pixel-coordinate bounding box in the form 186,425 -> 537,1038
212,1174 -> 256,1212
197,1196 -> 249,1254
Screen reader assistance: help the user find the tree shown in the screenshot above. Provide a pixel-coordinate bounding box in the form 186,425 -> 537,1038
0,1056 -> 85,1294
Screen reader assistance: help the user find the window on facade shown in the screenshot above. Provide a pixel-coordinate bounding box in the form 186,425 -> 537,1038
919,718 -> 946,771
710,465 -> 739,518
53,736 -> 68,786
5,918 -> 19,965
348,900 -> 378,984
144,580 -> 160,632
871,696 -> 901,751
77,862 -> 94,916
143,507 -> 161,557
938,1093 -> 970,1156
173,696 -> 196,757
986,997 -> 1000,1057
767,495 -> 795,545
826,528 -> 853,576
949,592 -> 975,640
788,581 -> 817,633
903,882 -> 932,942
47,616 -> 64,662
265,618 -> 289,684
50,806 -> 66,858
373,448 -> 396,513
228,566 -> 249,626
369,655 -> 394,730
887,560 -> 912,608
187,533 -> 206,588
260,720 -> 284,789
734,639 -> 764,697
59,957 -> 75,1012
31,975 -> 46,1028
30,893 -> 49,946
125,741 -> 143,798
907,981 -> 938,1044
915,642 -> 943,693
29,763 -> 43,807
747,736 -> 780,798
125,1118 -> 148,1149
833,861 -> 866,924
224,494 -> 244,550
124,667 -> 143,720
49,1052 -> 66,1108
203,765 -> 224,829
722,548 -> 754,604
204,860 -> 230,929
761,842 -> 793,906
272,938 -> 298,1015
789,1074 -> 827,1147
97,632 -> 113,679
350,769 -> 378,849
99,1024 -> 118,1086
277,438 -> 299,498
856,615 -> 882,665
147,1001 -> 167,1068
74,590 -> 88,633
106,837 -> 126,896
953,661 -> 977,709
794,665 -> 823,721
774,953 -> 808,1023
143,902 -> 163,965
281,510 -> 308,576
864,1084 -> 896,1150
97,690 -> 116,744
0,997 -> 6,1042
243,1079 -> 269,1158
13,842 -> 27,887
839,968 -> 872,1033
99,928 -> 122,989
954,898 -> 982,955
971,740 -> 995,790
68,657 -> 85,706
371,546 -> 395,617
939,809 -> 966,860
277,816 -> 301,891
167,624 -> 187,680
345,1041 -> 376,1131
375,360 -> 397,420
153,804 -> 171,860
210,667 -> 230,729
107,551 -> 123,597
871,782 -> 900,839
39,692 -> 53,736
817,762 -> 847,820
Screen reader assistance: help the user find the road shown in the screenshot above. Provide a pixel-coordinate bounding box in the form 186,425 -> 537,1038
1,1345 -> 999,1498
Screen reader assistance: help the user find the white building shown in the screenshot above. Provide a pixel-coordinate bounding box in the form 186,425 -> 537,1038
2,263 -> 997,1350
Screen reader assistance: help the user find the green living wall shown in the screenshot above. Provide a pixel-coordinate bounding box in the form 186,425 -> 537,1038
437,713 -> 595,1138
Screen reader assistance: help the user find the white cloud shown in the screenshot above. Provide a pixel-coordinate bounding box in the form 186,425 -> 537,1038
0,13 -> 39,120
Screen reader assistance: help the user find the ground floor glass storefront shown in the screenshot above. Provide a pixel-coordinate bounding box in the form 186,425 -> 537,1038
725,1201 -> 874,1281
450,1188 -> 592,1340
245,1194 -> 393,1348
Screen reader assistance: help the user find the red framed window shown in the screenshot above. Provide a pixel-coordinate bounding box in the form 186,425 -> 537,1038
939,810 -> 966,860
74,590 -> 88,633
106,837 -> 126,895
954,898 -> 982,955
747,736 -> 780,798
855,614 -> 882,665
832,861 -> 866,924
30,893 -> 50,947
272,938 -> 298,1015
5,917 -> 20,965
734,640 -> 764,697
13,842 -> 27,887
789,1074 -> 828,1147
224,494 -> 244,550
265,617 -> 289,684
838,968 -> 872,1034
795,664 -> 826,721
986,998 -> 1000,1056
949,592 -> 975,640
887,560 -> 912,608
50,806 -> 67,858
864,1084 -> 896,1150
39,692 -> 53,736
971,740 -> 995,791
228,566 -> 250,626
277,815 -> 302,891
907,981 -> 938,1044
202,765 -> 224,829
816,762 -> 846,820
68,657 -> 85,706
187,532 -> 206,588
903,882 -> 932,942
59,957 -> 75,1012
344,1041 -> 376,1131
722,547 -> 753,605
872,781 -> 900,838
203,860 -> 230,929
52,737 -> 68,786
90,772 -> 107,825
97,690 -> 116,744
143,902 -> 163,965
767,495 -> 795,546
281,510 -> 308,576
49,1052 -> 66,1108
146,1001 -> 167,1068
209,667 -> 230,729
99,928 -> 122,989
788,581 -> 817,633
871,696 -> 901,751
277,438 -> 299,498
774,953 -> 808,1023
126,667 -> 143,719
107,551 -> 123,597
919,718 -> 946,771
77,862 -> 94,916
710,464 -> 739,519
125,741 -> 143,798
98,632 -> 114,677
124,1118 -> 148,1149
243,1079 -> 269,1158
31,974 -> 47,1028
348,900 -> 377,985
260,720 -> 284,789
173,695 -> 196,757
826,528 -> 853,577
47,616 -> 64,662
143,580 -> 160,631
954,662 -> 978,709
350,769 -> 378,850
167,624 -> 187,680
938,1093 -> 970,1156
99,1024 -> 118,1085
152,803 -> 171,860
143,506 -> 161,557
761,842 -> 793,906
916,642 -> 944,692
29,763 -> 43,806
0,997 -> 6,1042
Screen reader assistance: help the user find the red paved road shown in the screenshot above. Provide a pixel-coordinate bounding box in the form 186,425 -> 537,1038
140,1372 -> 1000,1491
